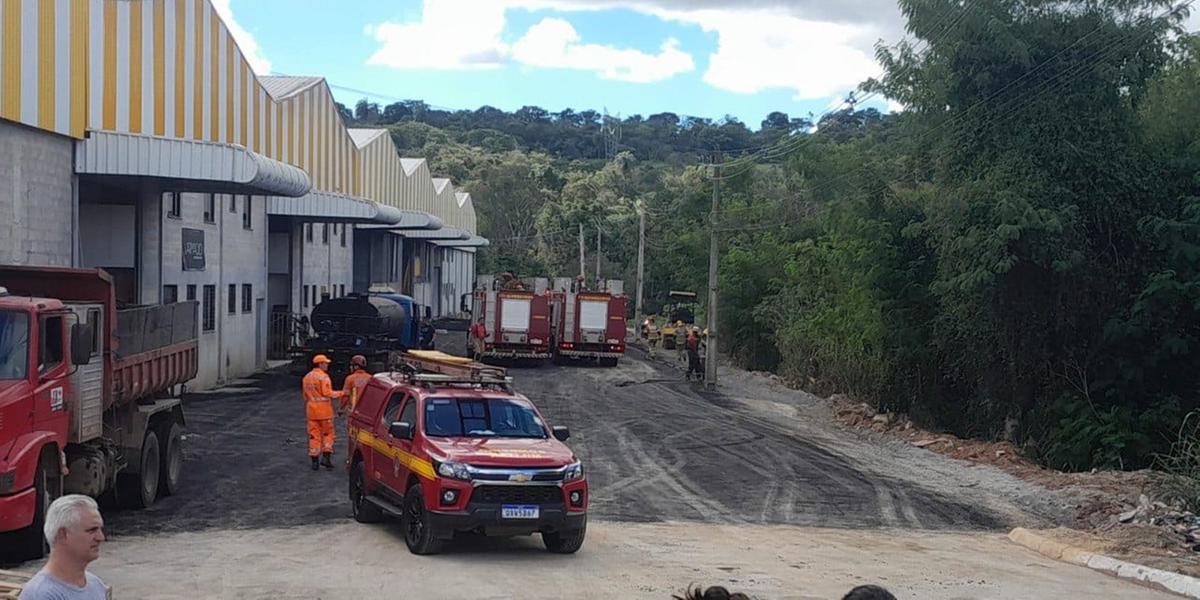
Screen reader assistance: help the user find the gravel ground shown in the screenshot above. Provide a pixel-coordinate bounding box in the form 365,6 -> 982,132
86,521 -> 1179,599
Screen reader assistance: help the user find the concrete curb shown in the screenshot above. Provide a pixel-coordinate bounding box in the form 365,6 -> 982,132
1008,528 -> 1200,598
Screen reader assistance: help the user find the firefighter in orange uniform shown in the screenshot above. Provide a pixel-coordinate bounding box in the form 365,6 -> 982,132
340,355 -> 372,414
304,355 -> 345,471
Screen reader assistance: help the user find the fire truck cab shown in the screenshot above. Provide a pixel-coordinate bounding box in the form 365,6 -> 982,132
346,352 -> 588,554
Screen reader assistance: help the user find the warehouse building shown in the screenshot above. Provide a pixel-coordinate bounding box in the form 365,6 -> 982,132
0,0 -> 486,388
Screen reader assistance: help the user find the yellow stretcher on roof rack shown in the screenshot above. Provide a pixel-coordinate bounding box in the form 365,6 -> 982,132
395,351 -> 511,388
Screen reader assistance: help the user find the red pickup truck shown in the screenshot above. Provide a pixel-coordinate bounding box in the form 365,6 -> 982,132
346,353 -> 587,555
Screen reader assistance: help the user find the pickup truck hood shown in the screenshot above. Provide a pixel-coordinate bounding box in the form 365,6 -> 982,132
424,436 -> 576,468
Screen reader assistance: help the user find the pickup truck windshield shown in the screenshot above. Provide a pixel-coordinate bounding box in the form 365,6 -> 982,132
424,397 -> 548,439
0,310 -> 30,380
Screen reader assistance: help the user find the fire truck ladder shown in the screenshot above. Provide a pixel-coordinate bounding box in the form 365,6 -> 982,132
396,351 -> 512,390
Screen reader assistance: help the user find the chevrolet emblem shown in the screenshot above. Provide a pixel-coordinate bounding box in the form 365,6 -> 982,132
509,472 -> 533,483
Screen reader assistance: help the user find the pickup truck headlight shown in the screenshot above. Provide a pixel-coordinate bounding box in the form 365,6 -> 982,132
563,462 -> 583,482
435,460 -> 471,481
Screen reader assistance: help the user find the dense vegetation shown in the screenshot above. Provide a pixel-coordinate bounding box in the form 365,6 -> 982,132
342,0 -> 1200,472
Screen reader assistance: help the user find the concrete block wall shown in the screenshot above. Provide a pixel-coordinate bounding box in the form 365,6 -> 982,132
154,192 -> 268,387
0,121 -> 75,267
295,221 -> 354,318
441,248 -> 475,318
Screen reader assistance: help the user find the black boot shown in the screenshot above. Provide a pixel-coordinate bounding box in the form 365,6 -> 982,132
311,456 -> 320,471
321,452 -> 334,469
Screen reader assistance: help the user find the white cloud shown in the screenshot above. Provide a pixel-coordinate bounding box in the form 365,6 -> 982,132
366,0 -> 511,70
641,7 -> 885,100
511,18 -> 693,82
364,0 -> 895,100
211,0 -> 271,75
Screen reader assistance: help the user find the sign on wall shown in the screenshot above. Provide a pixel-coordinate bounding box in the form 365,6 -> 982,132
182,228 -> 206,271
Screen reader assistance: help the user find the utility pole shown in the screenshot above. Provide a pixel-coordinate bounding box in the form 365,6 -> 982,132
636,204 -> 645,322
596,226 -> 602,286
705,151 -> 721,390
578,223 -> 586,280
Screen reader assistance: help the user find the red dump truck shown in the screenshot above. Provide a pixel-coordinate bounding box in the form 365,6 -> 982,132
469,275 -> 552,361
0,267 -> 197,562
549,278 -> 627,367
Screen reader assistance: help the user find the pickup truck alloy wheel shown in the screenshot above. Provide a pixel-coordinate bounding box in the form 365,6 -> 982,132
350,462 -> 383,523
159,422 -> 184,496
402,482 -> 442,555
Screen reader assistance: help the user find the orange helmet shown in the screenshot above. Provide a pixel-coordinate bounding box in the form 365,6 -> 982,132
350,355 -> 367,367
312,354 -> 331,365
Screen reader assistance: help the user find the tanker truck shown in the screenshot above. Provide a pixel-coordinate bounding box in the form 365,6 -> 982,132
0,266 -> 197,562
294,293 -> 424,385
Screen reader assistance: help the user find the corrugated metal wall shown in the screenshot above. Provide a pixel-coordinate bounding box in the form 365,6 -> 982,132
0,0 -> 475,231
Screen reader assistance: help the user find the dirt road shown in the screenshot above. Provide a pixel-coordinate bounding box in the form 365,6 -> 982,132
81,347 -> 1164,598
90,520 -> 1176,599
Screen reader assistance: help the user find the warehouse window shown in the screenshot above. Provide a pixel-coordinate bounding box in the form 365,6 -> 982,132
227,284 -> 237,315
203,195 -> 215,223
229,194 -> 237,213
242,284 -> 252,313
313,286 -> 319,307
202,285 -> 216,332
305,224 -> 313,242
340,224 -> 347,247
322,224 -> 329,245
165,192 -> 181,219
163,285 -> 178,305
186,285 -> 196,302
242,196 -> 252,230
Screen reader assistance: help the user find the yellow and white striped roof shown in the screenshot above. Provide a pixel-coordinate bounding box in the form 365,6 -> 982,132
0,0 -> 475,234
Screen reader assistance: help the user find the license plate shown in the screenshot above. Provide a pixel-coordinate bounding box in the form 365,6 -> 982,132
501,505 -> 539,519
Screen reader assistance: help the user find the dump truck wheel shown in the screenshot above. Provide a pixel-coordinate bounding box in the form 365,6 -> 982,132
118,430 -> 160,509
0,450 -> 60,563
158,422 -> 184,497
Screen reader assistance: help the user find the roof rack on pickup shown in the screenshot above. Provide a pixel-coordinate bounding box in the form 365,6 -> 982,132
392,351 -> 512,390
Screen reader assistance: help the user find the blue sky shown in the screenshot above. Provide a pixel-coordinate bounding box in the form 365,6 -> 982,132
214,0 -> 1200,128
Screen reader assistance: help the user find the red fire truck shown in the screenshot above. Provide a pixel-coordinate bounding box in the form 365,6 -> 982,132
346,352 -> 587,554
469,275 -> 552,361
0,267 -> 197,562
549,278 -> 627,367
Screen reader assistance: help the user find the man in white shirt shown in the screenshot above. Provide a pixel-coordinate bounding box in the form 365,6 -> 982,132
18,495 -> 109,600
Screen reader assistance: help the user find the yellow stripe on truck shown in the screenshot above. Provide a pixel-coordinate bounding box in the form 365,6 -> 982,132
356,430 -> 436,480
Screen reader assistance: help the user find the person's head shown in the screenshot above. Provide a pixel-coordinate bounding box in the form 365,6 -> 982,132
673,586 -> 750,600
842,585 -> 897,600
313,354 -> 331,371
44,495 -> 105,564
350,355 -> 367,370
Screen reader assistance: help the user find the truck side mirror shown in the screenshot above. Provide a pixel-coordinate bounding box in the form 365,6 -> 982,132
552,426 -> 570,442
70,323 -> 94,366
460,294 -> 469,313
389,421 -> 414,440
